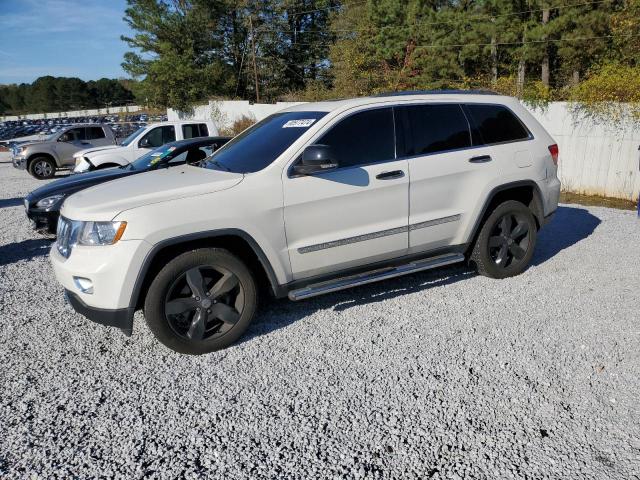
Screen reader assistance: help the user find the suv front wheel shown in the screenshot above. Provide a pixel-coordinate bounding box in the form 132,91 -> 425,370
29,157 -> 56,180
144,248 -> 258,354
470,200 -> 538,279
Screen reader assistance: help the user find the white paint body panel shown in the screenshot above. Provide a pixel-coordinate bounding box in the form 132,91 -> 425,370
51,93 -> 561,312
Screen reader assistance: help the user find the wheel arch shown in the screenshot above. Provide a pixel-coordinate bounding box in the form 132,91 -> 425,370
130,229 -> 283,312
467,180 -> 545,251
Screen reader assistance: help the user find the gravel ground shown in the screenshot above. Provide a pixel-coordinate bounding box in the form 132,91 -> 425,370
1,155 -> 639,479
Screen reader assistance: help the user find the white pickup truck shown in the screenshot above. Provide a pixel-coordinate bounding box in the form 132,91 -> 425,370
72,120 -> 218,173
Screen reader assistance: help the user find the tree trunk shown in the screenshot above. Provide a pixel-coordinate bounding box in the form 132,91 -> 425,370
541,7 -> 550,87
572,70 -> 580,85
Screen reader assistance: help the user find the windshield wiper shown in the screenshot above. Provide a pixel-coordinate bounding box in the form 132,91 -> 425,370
208,160 -> 230,172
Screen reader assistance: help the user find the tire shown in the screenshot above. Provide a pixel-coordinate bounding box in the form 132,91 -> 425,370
144,248 -> 258,354
28,157 -> 56,179
470,200 -> 537,279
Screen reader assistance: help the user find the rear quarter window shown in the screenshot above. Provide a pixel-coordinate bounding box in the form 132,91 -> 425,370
465,104 -> 530,145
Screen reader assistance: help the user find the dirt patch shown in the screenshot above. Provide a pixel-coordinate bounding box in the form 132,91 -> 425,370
560,192 -> 638,211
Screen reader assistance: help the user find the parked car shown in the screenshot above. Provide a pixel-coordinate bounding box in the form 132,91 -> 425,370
50,91 -> 561,354
12,124 -> 117,179
72,120 -> 218,173
24,137 -> 230,234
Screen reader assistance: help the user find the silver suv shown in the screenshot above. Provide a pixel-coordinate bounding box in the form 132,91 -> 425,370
50,91 -> 561,354
12,124 -> 116,179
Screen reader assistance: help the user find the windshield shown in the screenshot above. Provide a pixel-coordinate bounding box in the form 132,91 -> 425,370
204,111 -> 327,173
127,143 -> 179,170
119,126 -> 146,146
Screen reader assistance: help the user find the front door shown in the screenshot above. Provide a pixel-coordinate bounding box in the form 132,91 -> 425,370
283,107 -> 409,280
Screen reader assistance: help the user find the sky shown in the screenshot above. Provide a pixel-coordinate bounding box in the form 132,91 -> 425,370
0,0 -> 134,84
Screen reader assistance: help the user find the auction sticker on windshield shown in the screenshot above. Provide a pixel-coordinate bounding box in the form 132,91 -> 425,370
283,119 -> 316,128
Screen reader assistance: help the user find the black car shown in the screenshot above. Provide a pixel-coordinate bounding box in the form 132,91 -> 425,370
24,136 -> 231,234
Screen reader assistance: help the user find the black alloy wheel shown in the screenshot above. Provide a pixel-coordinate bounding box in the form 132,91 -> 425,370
144,248 -> 258,354
164,265 -> 243,341
488,212 -> 531,268
470,200 -> 538,279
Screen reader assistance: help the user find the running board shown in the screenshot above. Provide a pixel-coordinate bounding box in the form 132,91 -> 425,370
288,253 -> 465,301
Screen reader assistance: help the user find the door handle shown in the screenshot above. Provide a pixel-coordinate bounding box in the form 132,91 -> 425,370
469,155 -> 492,163
376,170 -> 405,180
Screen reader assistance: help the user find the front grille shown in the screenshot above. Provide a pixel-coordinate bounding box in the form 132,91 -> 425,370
56,217 -> 81,258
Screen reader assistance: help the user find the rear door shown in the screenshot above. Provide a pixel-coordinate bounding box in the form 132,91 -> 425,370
397,103 -> 497,253
283,107 -> 409,280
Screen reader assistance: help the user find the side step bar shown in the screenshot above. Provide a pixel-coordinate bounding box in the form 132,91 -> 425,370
288,253 -> 465,301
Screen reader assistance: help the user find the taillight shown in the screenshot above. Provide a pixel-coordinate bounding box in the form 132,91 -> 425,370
548,144 -> 559,166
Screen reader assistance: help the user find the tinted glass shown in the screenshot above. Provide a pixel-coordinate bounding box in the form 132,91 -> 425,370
205,111 -> 327,173
465,104 -> 529,144
120,126 -> 145,146
182,124 -> 204,139
141,126 -> 176,148
401,104 -> 470,155
199,123 -> 209,136
86,126 -> 105,139
65,128 -> 86,141
318,108 -> 395,168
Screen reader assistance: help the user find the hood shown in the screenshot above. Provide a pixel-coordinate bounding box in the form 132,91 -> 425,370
61,165 -> 244,221
26,166 -> 134,205
73,145 -> 121,158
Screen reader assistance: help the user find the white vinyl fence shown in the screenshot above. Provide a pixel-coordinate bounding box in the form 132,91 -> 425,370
171,99 -> 640,201
1,105 -> 142,121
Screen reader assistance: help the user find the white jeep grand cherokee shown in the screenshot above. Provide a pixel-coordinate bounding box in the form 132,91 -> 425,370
50,91 -> 561,354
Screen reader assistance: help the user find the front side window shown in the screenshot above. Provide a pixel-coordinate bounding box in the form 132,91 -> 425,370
465,104 -> 530,145
64,127 -> 86,141
204,111 -> 327,173
399,104 -> 471,156
140,126 -> 176,148
317,108 -> 395,168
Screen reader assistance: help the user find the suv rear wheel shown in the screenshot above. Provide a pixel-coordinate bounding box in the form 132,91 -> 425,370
144,248 -> 258,354
29,157 -> 56,180
470,200 -> 537,279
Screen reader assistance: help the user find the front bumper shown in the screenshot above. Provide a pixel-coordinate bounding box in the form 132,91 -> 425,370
26,208 -> 59,234
65,290 -> 134,336
50,238 -> 152,332
12,155 -> 27,170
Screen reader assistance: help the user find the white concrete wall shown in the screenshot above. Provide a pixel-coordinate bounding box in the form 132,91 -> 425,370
173,100 -> 640,201
1,105 -> 142,121
528,102 -> 639,201
168,100 -> 303,129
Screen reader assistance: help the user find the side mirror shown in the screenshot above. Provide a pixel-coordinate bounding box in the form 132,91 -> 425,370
139,138 -> 151,148
58,133 -> 70,143
293,145 -> 338,175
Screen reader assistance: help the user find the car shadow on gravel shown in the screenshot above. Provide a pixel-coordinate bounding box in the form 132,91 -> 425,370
532,205 -> 601,265
0,238 -> 53,266
0,197 -> 23,208
246,205 -> 601,343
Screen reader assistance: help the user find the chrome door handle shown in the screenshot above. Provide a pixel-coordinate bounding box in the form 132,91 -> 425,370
376,170 -> 405,180
469,155 -> 492,163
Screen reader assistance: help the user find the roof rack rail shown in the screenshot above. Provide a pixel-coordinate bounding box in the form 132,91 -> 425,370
373,89 -> 499,97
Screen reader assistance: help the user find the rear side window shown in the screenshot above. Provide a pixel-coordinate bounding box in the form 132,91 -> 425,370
86,126 -> 105,140
140,126 -> 176,148
182,124 -> 208,139
318,108 -> 395,168
398,104 -> 470,156
465,104 -> 530,144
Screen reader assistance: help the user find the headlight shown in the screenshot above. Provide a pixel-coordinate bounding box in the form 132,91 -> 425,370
77,221 -> 127,246
36,194 -> 65,209
56,218 -> 127,258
